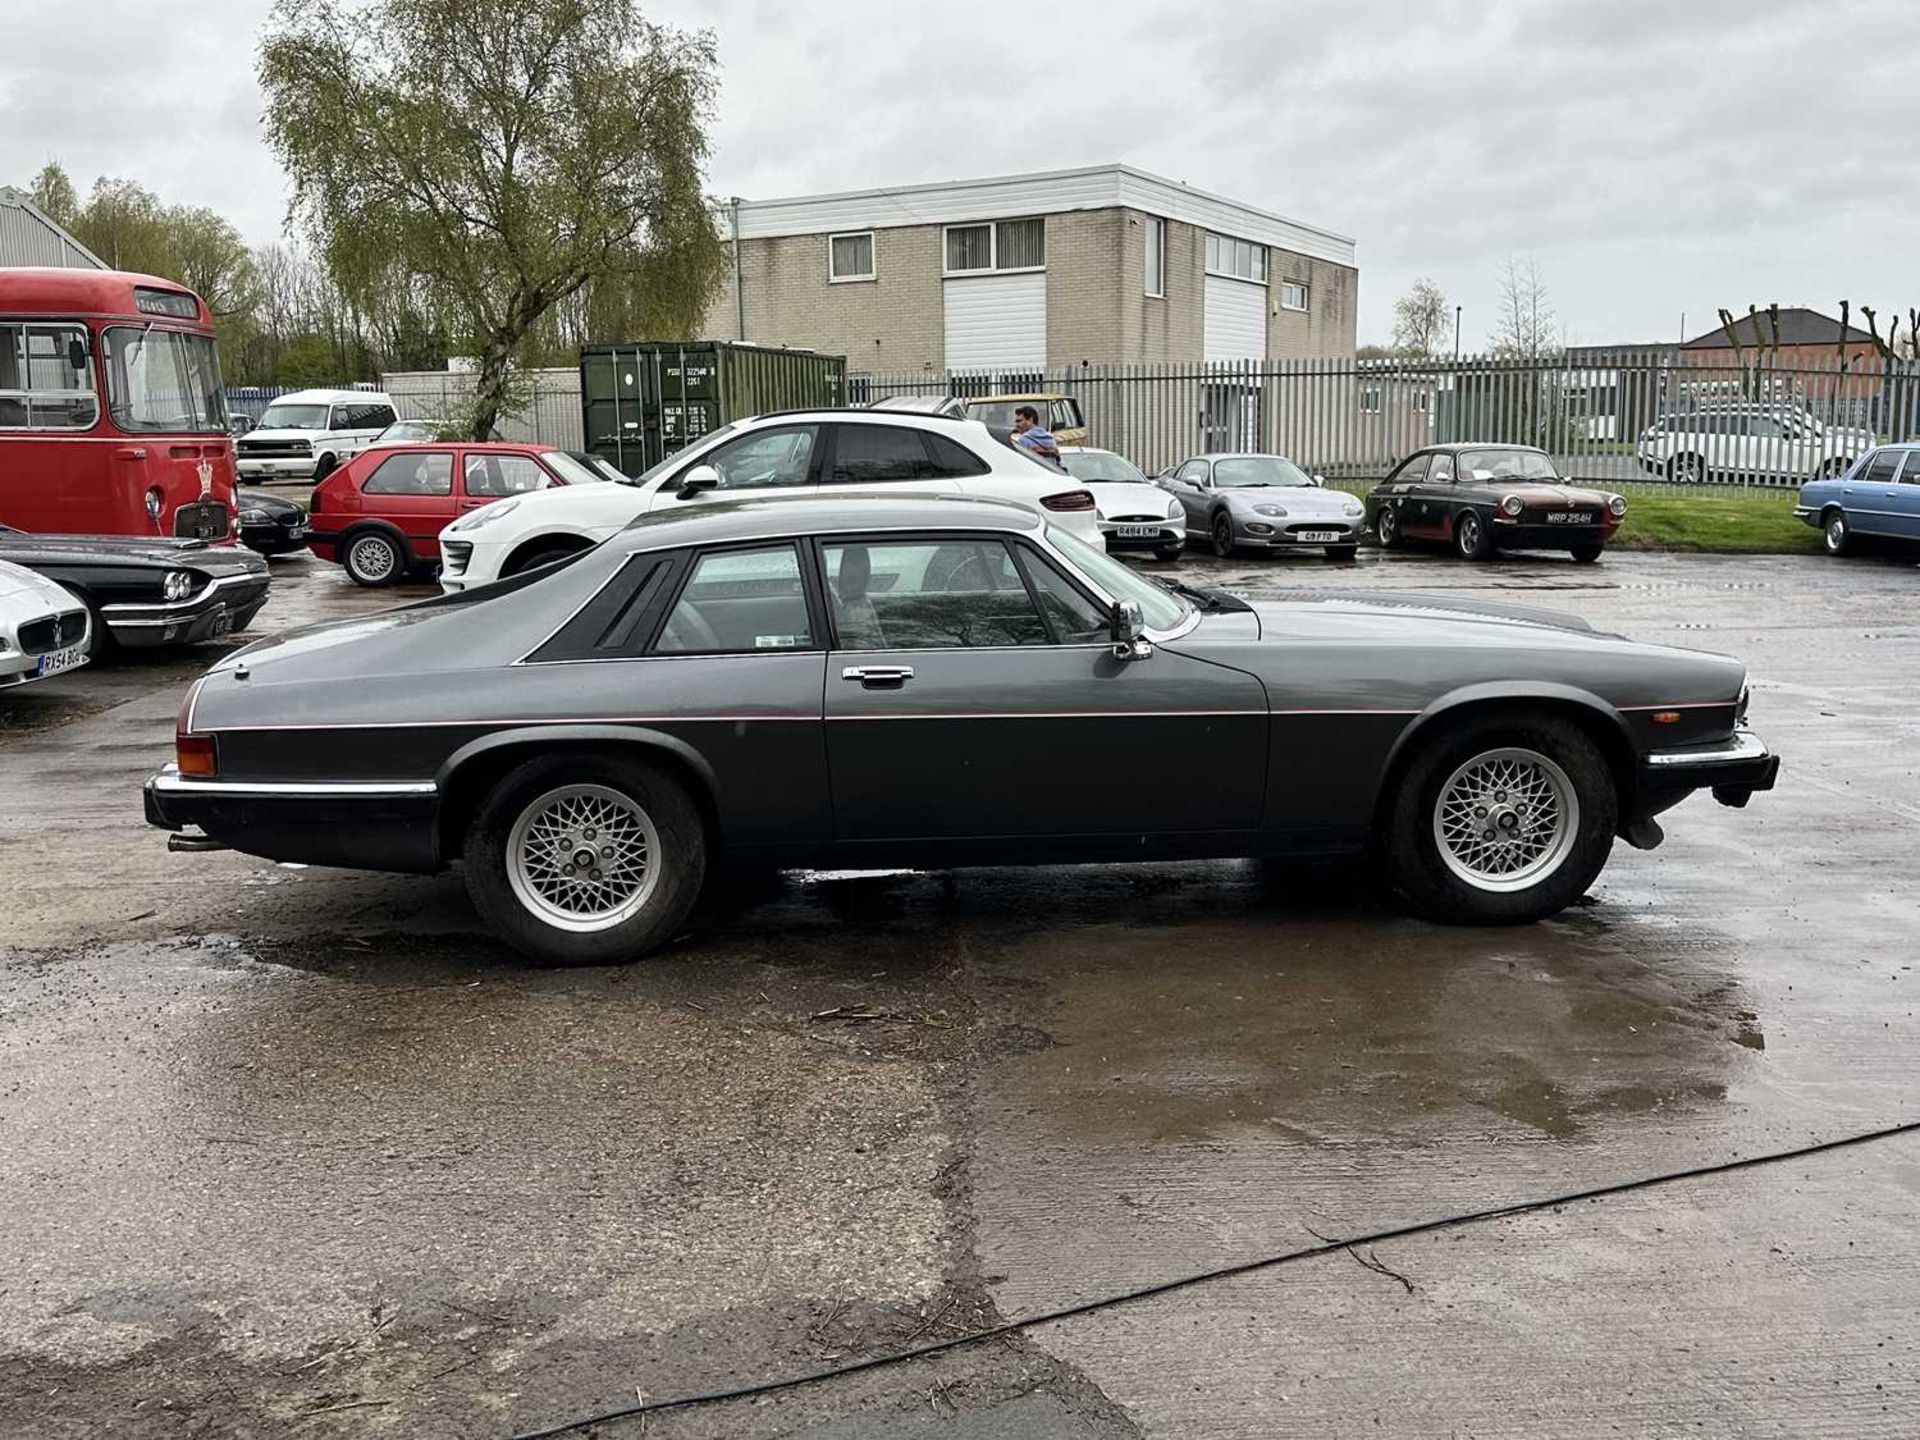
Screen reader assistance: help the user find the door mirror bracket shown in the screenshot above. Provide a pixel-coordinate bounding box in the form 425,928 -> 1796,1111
1110,598 -> 1153,661
675,465 -> 721,500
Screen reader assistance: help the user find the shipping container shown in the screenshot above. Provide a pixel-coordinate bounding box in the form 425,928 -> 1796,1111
580,341 -> 847,477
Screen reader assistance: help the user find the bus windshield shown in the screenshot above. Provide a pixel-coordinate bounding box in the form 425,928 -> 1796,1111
102,327 -> 228,433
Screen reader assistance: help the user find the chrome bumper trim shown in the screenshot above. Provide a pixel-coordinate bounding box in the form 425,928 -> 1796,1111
150,763 -> 437,799
102,572 -> 267,618
1645,730 -> 1769,768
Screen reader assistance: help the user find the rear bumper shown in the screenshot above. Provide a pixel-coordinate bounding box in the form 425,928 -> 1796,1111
1638,728 -> 1780,810
145,764 -> 441,872
102,575 -> 271,648
237,457 -> 318,481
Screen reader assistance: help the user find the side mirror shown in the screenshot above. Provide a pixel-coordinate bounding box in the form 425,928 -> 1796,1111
67,337 -> 89,373
1110,598 -> 1153,662
1311,474 -> 1326,487
675,464 -> 721,500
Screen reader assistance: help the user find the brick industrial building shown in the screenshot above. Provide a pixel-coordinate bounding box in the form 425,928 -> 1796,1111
703,165 -> 1358,385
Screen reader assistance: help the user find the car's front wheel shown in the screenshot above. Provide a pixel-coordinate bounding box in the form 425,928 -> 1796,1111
1210,512 -> 1237,558
1823,509 -> 1852,556
1383,711 -> 1616,924
342,529 -> 406,587
1153,542 -> 1185,561
1455,510 -> 1494,560
1569,542 -> 1603,564
463,753 -> 708,965
1667,453 -> 1706,485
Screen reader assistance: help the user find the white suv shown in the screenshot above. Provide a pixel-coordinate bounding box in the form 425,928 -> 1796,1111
235,389 -> 400,483
1636,403 -> 1873,484
438,410 -> 1102,591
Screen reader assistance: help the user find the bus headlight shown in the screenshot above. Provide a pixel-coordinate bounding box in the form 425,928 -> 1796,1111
162,571 -> 195,602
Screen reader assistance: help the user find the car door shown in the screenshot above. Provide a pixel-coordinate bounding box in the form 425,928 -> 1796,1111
460,450 -> 559,518
819,533 -> 1267,843
357,449 -> 457,550
818,422 -> 968,496
1892,450 -> 1920,539
1845,448 -> 1908,537
1381,452 -> 1437,536
1169,459 -> 1212,529
645,423 -> 824,513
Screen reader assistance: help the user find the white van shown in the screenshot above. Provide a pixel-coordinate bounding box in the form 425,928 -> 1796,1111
235,388 -> 400,483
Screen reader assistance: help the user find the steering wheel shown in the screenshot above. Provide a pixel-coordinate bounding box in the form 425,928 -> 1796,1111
660,602 -> 721,652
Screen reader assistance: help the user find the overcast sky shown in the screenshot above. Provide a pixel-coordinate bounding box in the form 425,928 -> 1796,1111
5,0 -> 1916,349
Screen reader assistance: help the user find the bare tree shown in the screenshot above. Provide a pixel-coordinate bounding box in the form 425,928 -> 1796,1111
1490,255 -> 1558,359
1390,278 -> 1450,357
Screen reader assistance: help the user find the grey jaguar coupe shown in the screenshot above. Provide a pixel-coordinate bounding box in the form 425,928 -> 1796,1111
146,494 -> 1777,965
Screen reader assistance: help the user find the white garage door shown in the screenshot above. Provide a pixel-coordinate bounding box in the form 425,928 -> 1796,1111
943,272 -> 1046,371
1204,276 -> 1267,363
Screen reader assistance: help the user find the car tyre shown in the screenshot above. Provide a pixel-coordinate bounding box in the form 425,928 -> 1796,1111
312,453 -> 338,483
503,543 -> 587,577
1455,510 -> 1494,561
1569,542 -> 1603,564
1375,504 -> 1401,549
1383,711 -> 1616,924
463,753 -> 708,965
1823,509 -> 1851,556
1210,512 -> 1237,558
1324,544 -> 1359,561
342,529 -> 406,588
1667,453 -> 1705,485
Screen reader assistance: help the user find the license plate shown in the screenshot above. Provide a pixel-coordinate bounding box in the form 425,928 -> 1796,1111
1545,512 -> 1591,524
1116,525 -> 1161,538
35,644 -> 87,678
1296,530 -> 1341,542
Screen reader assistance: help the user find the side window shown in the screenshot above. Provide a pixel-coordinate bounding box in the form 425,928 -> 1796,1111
1176,460 -> 1210,486
360,404 -> 398,430
823,539 -> 1049,651
0,323 -> 99,430
527,555 -> 677,662
465,453 -> 553,497
1426,452 -> 1454,482
1898,452 -> 1920,484
830,424 -> 939,483
328,406 -> 354,432
1748,416 -> 1784,440
363,450 -> 454,496
1860,449 -> 1903,483
655,545 -> 813,654
1051,399 -> 1082,431
921,432 -> 990,479
690,425 -> 818,490
1390,453 -> 1431,485
1015,546 -> 1108,644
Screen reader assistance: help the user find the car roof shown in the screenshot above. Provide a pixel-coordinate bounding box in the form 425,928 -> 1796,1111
966,393 -> 1068,404
1418,442 -> 1549,454
1185,452 -> 1307,462
741,407 -> 975,428
611,492 -> 1042,551
269,388 -> 395,404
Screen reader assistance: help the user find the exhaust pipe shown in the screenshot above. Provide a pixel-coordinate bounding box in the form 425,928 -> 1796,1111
167,831 -> 229,853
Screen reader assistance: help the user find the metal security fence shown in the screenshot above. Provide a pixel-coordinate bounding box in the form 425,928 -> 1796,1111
855,351 -> 1920,491
378,368 -> 584,448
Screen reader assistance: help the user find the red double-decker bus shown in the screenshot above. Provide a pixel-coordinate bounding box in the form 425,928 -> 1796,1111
0,268 -> 237,541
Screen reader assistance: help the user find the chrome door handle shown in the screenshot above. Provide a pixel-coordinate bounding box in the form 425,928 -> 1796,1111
842,665 -> 914,688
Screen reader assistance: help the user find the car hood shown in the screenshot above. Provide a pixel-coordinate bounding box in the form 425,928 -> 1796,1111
1219,486 -> 1361,517
0,534 -> 262,573
0,558 -> 79,608
237,489 -> 303,517
447,478 -> 646,538
1085,481 -> 1176,517
239,428 -> 319,445
1490,482 -> 1615,506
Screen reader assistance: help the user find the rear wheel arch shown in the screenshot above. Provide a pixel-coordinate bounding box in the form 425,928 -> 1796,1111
1370,690 -> 1636,837
435,728 -> 720,863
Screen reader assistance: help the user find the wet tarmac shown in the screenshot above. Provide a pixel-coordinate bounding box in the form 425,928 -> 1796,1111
1,545 -> 1916,1437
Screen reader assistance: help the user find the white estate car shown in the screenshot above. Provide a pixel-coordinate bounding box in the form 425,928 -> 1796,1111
0,559 -> 90,689
1636,403 -> 1874,484
438,410 -> 1102,591
1059,446 -> 1187,560
235,389 -> 400,483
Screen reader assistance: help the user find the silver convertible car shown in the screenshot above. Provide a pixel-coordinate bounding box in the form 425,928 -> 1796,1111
146,495 -> 1776,965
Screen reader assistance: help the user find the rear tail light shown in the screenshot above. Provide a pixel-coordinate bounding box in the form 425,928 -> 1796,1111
176,681 -> 216,776
1041,489 -> 1096,513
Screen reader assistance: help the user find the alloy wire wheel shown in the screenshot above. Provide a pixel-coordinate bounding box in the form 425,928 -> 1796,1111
345,532 -> 401,586
1431,747 -> 1579,893
506,783 -> 661,932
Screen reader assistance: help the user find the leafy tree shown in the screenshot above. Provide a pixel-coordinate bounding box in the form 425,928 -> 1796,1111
1390,278 -> 1450,357
259,0 -> 729,439
162,206 -> 260,318
28,163 -> 78,227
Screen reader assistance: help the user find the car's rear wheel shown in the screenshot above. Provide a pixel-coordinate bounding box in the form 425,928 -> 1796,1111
463,754 -> 707,965
1455,510 -> 1494,560
1667,453 -> 1705,485
1383,712 -> 1616,924
1823,509 -> 1852,556
1569,542 -> 1603,563
342,529 -> 405,587
1375,505 -> 1401,548
1210,512 -> 1237,558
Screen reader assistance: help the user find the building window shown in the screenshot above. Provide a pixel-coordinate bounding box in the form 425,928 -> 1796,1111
1144,216 -> 1165,298
1360,387 -> 1382,414
1279,280 -> 1309,312
829,232 -> 874,282
1206,233 -> 1267,285
944,218 -> 1046,275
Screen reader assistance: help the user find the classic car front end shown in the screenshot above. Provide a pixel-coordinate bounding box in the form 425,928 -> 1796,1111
0,529 -> 271,650
146,494 -> 1775,966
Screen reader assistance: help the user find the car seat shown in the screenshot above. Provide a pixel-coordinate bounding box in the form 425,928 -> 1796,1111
830,546 -> 885,648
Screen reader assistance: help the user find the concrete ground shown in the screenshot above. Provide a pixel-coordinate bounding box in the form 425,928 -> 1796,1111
1,542 -> 1916,1439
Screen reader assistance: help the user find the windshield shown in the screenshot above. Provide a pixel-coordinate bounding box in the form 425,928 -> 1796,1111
541,451 -> 618,486
102,328 -> 227,434
1458,449 -> 1560,481
1046,525 -> 1189,631
1213,455 -> 1313,488
257,403 -> 331,431
968,400 -> 1046,430
1061,450 -> 1148,483
625,422 -> 741,488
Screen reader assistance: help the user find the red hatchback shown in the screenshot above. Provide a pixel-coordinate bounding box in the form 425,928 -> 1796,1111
308,443 -> 607,586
